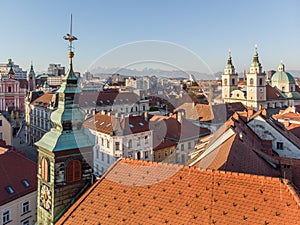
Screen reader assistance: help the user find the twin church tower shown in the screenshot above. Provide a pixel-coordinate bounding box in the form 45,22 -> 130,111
222,48 -> 266,109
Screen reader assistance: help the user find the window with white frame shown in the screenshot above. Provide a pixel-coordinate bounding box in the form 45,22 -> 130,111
22,219 -> 30,225
2,209 -> 11,224
22,201 -> 30,214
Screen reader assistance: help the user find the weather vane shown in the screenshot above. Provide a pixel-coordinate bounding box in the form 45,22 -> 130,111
63,14 -> 77,58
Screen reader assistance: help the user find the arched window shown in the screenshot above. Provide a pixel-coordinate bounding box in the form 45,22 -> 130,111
259,78 -> 263,86
232,78 -> 235,85
41,157 -> 50,182
66,160 -> 81,183
250,78 -> 254,85
224,79 -> 228,86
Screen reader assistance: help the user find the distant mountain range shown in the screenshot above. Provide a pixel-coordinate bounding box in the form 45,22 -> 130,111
91,67 -> 221,80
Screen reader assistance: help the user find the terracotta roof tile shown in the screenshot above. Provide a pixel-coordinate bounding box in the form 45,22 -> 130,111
0,149 -> 37,205
84,113 -> 150,135
266,84 -> 285,99
31,93 -> 56,108
57,158 -> 300,225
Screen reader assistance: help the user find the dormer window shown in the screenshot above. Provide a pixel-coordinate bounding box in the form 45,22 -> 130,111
6,186 -> 15,194
22,179 -> 30,188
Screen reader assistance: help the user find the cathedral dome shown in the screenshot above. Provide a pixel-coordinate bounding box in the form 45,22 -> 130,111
271,63 -> 295,83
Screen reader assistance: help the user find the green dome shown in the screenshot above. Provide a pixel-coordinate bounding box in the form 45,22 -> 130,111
271,71 -> 295,83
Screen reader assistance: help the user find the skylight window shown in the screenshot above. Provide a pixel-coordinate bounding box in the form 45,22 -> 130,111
106,123 -> 111,127
6,186 -> 15,194
22,179 -> 30,188
139,122 -> 144,126
129,124 -> 134,128
100,122 -> 105,126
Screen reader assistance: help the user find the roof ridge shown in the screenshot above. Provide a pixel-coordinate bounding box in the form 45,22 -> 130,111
284,180 -> 300,208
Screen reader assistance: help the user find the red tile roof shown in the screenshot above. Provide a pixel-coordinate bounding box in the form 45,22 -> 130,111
0,149 -> 37,205
286,124 -> 300,139
84,113 -> 150,135
191,132 -> 280,177
266,84 -> 285,99
57,158 -> 300,225
31,93 -> 56,108
79,90 -> 141,108
150,114 -> 210,142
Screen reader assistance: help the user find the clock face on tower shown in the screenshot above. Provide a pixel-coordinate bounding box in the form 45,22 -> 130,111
40,184 -> 52,212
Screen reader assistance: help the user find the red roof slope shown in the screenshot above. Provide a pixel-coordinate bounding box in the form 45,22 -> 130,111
84,113 -> 150,135
57,158 -> 300,225
0,150 -> 37,205
31,93 -> 56,108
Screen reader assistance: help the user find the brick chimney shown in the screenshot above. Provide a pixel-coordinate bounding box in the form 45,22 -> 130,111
261,139 -> 272,155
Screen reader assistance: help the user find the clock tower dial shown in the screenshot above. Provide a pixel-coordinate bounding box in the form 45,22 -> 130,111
40,184 -> 52,212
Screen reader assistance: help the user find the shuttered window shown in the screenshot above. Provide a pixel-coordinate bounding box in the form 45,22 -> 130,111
66,160 -> 81,183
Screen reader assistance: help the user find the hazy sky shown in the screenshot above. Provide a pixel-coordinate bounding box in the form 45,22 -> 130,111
0,0 -> 299,74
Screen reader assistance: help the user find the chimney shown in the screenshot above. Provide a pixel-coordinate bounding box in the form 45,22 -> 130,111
261,108 -> 267,117
243,70 -> 246,82
247,107 -> 254,120
261,139 -> 272,155
143,111 -> 148,121
176,109 -> 185,123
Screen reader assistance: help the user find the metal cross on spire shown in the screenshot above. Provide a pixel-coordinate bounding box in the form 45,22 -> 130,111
63,14 -> 77,58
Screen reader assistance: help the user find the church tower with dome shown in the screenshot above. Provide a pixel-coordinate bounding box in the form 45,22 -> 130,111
271,62 -> 296,93
221,50 -> 238,101
36,18 -> 93,224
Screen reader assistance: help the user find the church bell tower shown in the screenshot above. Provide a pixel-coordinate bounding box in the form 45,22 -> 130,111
246,46 -> 266,109
36,16 -> 93,224
222,50 -> 238,101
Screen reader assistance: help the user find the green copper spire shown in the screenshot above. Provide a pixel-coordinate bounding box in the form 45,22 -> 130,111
226,49 -> 234,69
35,16 -> 91,152
29,63 -> 35,76
8,60 -> 15,78
251,45 -> 261,67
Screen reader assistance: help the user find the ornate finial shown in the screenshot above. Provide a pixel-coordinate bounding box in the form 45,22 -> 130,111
254,44 -> 258,56
227,48 -> 233,66
63,14 -> 77,61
